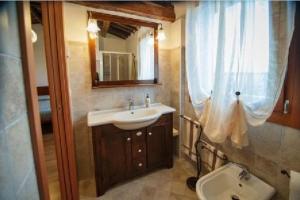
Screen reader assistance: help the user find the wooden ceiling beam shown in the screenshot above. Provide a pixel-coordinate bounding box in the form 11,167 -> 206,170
111,23 -> 134,35
101,21 -> 111,37
109,26 -> 130,37
30,3 -> 42,24
71,1 -> 175,22
108,27 -> 129,39
114,23 -> 138,32
90,12 -> 158,28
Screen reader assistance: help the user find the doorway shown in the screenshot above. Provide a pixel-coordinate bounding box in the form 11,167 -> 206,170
30,2 -> 61,199
18,2 -> 78,199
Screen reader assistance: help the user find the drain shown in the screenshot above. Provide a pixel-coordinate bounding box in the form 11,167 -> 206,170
231,194 -> 240,200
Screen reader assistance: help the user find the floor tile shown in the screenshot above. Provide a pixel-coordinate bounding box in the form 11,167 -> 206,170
79,158 -> 198,200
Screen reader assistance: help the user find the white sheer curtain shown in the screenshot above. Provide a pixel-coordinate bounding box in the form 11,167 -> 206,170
186,1 -> 295,148
138,35 -> 154,80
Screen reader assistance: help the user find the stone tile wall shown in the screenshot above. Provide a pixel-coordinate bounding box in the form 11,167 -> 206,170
169,47 -> 181,130
0,2 -> 39,200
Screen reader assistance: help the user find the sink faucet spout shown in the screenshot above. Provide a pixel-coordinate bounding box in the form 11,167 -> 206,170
129,98 -> 135,110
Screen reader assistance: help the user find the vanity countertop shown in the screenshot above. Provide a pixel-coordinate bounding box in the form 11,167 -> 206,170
87,103 -> 176,127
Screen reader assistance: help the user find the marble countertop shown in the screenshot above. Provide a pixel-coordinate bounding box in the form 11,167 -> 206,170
87,103 -> 176,127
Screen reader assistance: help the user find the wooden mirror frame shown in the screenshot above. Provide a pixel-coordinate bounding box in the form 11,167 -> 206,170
88,12 -> 159,88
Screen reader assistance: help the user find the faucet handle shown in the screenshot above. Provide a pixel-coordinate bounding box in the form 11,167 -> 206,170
128,97 -> 134,103
128,97 -> 134,110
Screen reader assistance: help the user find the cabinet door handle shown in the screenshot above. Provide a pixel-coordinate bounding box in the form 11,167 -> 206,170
138,163 -> 143,167
138,149 -> 142,153
136,131 -> 142,136
148,132 -> 152,136
127,137 -> 131,141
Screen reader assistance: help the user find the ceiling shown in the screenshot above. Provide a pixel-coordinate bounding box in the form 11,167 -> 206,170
98,21 -> 139,39
30,2 -> 42,24
71,1 -> 175,22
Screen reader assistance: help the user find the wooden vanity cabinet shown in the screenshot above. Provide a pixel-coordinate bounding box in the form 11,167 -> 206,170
92,113 -> 173,196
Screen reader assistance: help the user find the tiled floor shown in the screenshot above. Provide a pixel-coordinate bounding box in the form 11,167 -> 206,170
79,158 -> 199,200
43,134 -> 61,200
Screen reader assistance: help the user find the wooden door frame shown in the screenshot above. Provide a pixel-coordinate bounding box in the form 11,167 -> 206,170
18,2 -> 50,199
18,2 -> 79,200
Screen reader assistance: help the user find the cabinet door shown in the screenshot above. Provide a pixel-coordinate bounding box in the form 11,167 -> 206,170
146,125 -> 166,168
146,114 -> 173,169
100,128 -> 131,186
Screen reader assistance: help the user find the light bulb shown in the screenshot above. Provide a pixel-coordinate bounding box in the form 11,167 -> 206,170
87,19 -> 100,33
89,32 -> 98,39
31,30 -> 37,43
157,26 -> 166,41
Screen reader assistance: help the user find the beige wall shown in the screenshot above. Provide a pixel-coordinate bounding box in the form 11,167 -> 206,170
99,34 -> 127,52
32,24 -> 48,87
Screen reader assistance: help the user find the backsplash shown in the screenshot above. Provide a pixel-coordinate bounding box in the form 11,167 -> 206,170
66,41 -> 173,180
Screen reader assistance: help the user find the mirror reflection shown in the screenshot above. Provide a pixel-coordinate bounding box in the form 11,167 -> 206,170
94,20 -> 155,82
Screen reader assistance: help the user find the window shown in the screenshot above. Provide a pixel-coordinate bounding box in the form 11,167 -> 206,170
138,34 -> 154,80
186,1 -> 297,147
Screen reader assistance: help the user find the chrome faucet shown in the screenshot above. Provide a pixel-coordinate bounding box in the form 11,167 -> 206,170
239,168 -> 251,181
231,162 -> 251,181
128,98 -> 134,110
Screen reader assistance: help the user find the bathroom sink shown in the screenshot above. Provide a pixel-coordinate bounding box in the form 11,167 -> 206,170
87,103 -> 175,128
112,108 -> 161,130
196,163 -> 275,200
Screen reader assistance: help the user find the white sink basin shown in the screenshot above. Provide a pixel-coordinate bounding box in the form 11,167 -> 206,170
196,163 -> 275,200
87,103 -> 176,129
112,108 -> 161,130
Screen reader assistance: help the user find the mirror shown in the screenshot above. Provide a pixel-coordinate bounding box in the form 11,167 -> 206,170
88,12 -> 159,87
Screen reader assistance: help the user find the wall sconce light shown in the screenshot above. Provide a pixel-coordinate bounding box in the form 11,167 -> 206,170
31,29 -> 37,43
157,23 -> 166,41
87,12 -> 100,39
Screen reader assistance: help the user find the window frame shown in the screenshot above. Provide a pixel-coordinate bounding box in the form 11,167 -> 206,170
268,3 -> 300,130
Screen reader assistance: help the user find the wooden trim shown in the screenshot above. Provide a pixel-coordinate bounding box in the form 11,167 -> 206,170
17,2 -> 50,200
89,37 -> 97,86
90,11 -> 158,28
268,3 -> 300,130
53,3 -> 79,198
154,28 -> 159,82
88,12 -> 159,88
92,83 -> 162,89
41,3 -> 68,199
71,1 -> 175,22
42,1 -> 79,199
37,86 -> 49,96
